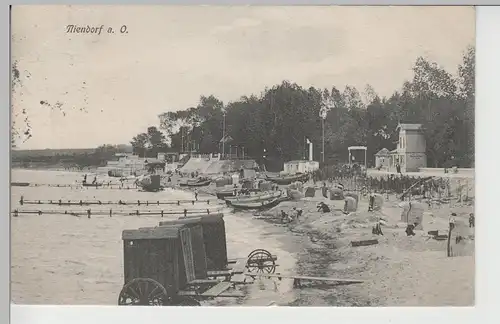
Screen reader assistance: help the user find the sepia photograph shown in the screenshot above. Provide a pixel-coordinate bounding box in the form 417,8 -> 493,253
10,5 -> 475,307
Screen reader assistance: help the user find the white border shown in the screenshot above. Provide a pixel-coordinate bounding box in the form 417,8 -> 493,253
5,3 -> 500,324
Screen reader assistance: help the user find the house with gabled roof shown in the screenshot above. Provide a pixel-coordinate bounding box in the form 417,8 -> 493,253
388,123 -> 427,172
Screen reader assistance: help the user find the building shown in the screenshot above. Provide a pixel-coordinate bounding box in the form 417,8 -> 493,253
389,123 -> 427,172
375,148 -> 390,170
283,160 -> 320,174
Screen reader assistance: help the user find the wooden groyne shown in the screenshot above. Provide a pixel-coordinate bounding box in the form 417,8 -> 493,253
11,207 -> 224,218
18,196 -> 223,206
11,182 -> 139,190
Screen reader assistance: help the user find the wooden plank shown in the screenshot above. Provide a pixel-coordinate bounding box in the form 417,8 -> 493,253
230,273 -> 247,283
201,281 -> 233,297
351,239 -> 378,247
178,290 -> 245,298
229,258 -> 248,274
243,272 -> 365,283
180,228 -> 196,283
186,279 -> 221,285
207,270 -> 232,277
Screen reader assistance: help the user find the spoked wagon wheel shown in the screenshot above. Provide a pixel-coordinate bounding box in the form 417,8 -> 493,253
246,249 -> 276,274
118,278 -> 169,306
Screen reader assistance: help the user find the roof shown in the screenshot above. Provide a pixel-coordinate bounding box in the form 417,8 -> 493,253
389,149 -> 398,154
122,224 -> 186,240
375,148 -> 390,156
396,123 -> 422,131
158,213 -> 224,226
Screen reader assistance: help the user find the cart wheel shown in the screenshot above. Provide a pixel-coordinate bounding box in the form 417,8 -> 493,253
246,249 -> 276,274
118,278 -> 169,306
177,297 -> 201,306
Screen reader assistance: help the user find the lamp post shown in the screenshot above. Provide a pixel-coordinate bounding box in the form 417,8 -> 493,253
222,111 -> 226,157
320,108 -> 328,163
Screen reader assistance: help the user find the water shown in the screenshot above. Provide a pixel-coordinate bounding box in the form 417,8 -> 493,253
10,169 -> 299,306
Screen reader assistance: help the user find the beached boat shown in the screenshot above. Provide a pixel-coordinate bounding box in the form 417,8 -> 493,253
229,197 -> 284,211
265,173 -> 309,185
225,190 -> 283,203
179,178 -> 212,187
215,188 -> 260,200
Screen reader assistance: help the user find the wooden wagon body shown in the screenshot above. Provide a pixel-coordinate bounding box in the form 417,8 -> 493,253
158,213 -> 228,271
121,224 -> 208,302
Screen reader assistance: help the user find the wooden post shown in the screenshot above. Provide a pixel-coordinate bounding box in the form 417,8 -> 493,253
161,210 -> 164,217
184,209 -> 187,218
14,209 -> 18,217
137,200 -> 141,206
109,209 -> 112,217
87,209 -> 91,219
19,196 -> 24,205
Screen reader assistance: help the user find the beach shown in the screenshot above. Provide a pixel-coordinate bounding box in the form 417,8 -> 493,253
11,169 -> 475,306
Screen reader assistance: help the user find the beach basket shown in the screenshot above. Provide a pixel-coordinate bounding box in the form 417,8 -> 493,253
400,201 -> 425,230
329,188 -> 344,200
304,187 -> 316,197
344,196 -> 357,213
344,192 -> 359,204
287,189 -> 304,201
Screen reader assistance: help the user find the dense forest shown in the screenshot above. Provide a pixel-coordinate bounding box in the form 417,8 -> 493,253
146,46 -> 474,168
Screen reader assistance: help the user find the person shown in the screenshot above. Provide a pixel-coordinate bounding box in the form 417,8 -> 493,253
92,175 -> 97,185
194,188 -> 198,201
396,163 -> 401,174
449,212 -> 457,231
317,202 -> 330,213
83,174 -> 87,185
368,193 -> 375,212
280,210 -> 289,223
469,213 -> 475,228
405,223 -> 416,236
373,217 -> 384,236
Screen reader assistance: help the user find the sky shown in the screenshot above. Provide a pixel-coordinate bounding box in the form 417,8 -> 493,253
11,5 -> 475,150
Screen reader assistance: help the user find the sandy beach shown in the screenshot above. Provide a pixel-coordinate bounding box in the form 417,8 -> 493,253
11,169 -> 475,306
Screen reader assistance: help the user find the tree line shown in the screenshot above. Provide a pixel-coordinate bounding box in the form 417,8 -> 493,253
147,46 -> 474,170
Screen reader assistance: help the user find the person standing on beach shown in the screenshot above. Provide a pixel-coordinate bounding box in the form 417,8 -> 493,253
194,188 -> 198,201
449,213 -> 457,231
469,213 -> 475,228
83,174 -> 87,185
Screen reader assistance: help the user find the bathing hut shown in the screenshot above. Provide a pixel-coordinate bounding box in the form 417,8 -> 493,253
344,196 -> 358,213
158,214 -> 227,271
400,201 -> 425,230
122,224 -> 207,297
304,186 -> 316,197
329,187 -> 344,200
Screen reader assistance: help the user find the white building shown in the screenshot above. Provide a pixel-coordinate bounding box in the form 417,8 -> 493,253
389,123 -> 427,172
284,160 -> 320,174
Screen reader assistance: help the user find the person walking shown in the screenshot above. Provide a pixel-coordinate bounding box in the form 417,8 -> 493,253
194,188 -> 199,201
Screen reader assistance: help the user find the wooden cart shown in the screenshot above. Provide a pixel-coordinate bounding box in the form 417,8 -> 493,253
118,217 -> 278,306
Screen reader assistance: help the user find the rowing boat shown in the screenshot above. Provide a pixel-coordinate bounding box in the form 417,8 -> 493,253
265,173 -> 309,185
229,197 -> 285,210
224,190 -> 283,203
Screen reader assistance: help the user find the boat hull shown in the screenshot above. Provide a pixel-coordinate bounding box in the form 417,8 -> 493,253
179,179 -> 212,187
225,191 -> 283,203
266,173 -> 309,185
230,197 -> 286,210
